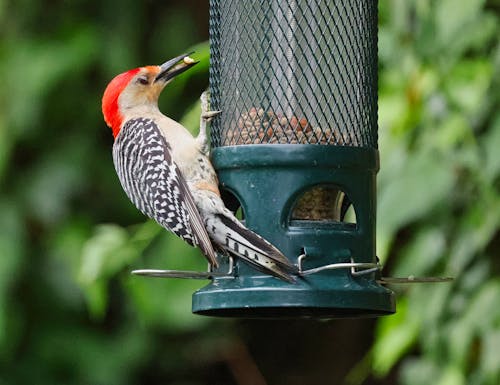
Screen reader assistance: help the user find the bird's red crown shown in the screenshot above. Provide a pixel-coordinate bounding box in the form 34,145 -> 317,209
102,68 -> 141,138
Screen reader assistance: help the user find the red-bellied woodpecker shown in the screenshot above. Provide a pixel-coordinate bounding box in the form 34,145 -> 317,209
101,53 -> 296,282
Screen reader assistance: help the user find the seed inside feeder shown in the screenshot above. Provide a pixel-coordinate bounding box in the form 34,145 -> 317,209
225,108 -> 351,146
292,186 -> 345,222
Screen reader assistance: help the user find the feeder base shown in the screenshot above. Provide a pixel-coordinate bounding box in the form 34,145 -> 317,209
192,275 -> 395,319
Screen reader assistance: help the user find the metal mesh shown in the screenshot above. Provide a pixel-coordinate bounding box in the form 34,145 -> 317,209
209,0 -> 378,148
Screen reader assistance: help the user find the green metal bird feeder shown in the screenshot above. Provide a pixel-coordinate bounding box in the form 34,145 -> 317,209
191,0 -> 396,317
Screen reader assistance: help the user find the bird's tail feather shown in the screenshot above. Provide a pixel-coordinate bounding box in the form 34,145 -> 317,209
207,213 -> 297,282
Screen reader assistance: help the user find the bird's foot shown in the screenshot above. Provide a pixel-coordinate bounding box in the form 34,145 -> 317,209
201,110 -> 222,121
200,91 -> 221,122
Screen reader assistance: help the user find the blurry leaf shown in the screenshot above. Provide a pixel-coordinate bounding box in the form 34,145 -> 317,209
21,150 -> 89,226
400,358 -> 441,385
79,221 -> 161,284
445,280 -> 500,374
482,113 -> 500,182
77,219 -> 182,319
377,150 -> 454,260
378,26 -> 398,64
50,219 -> 92,277
447,319 -> 474,369
378,92 -> 409,142
82,280 -> 108,319
392,227 -> 446,277
0,200 -> 25,347
480,330 -> 500,384
458,260 -> 489,294
458,12 -> 498,52
0,120 -> 12,182
44,219 -> 99,312
434,0 -> 487,59
444,59 -> 492,116
432,113 -> 472,150
2,27 -> 99,136
447,194 -> 500,274
372,298 -> 420,376
79,224 -> 132,284
436,366 -> 466,385
128,219 -> 164,251
150,7 -> 199,57
124,231 -> 210,332
410,284 -> 452,335
413,284 -> 453,335
35,323 -> 150,385
464,280 -> 500,331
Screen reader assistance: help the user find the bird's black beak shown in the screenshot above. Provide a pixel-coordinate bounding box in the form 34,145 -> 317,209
155,52 -> 199,83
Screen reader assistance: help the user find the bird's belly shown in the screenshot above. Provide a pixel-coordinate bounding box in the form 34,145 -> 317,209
172,149 -> 220,193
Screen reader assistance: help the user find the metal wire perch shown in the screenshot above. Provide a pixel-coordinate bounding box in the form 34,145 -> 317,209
297,254 -> 380,277
296,253 -> 453,283
132,257 -> 235,280
132,253 -> 452,284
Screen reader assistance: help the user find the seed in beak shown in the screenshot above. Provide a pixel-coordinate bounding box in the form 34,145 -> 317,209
183,56 -> 195,64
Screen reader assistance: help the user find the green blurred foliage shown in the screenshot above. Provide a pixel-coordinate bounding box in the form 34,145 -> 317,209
373,1 -> 500,385
0,0 -> 498,384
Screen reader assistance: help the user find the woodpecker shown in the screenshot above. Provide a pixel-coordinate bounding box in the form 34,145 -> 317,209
101,53 -> 296,282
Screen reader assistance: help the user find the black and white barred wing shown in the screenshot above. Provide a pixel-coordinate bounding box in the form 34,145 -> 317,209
112,118 -> 217,266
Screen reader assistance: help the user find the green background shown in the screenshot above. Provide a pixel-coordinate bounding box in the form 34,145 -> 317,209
0,0 -> 498,384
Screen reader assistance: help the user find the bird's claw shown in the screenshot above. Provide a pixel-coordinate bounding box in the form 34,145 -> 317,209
200,91 -> 221,122
202,110 -> 222,121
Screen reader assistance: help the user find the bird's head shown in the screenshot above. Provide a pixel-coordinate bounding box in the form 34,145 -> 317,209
102,53 -> 198,138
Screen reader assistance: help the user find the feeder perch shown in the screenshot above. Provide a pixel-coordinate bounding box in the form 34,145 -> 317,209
191,0 -> 396,317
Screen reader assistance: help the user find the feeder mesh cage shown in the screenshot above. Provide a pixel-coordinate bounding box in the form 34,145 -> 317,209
209,0 -> 378,149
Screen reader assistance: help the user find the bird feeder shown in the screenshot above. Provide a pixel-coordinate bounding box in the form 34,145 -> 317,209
191,0 -> 395,317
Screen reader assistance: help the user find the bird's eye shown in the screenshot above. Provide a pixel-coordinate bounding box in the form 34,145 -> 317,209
137,77 -> 149,85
